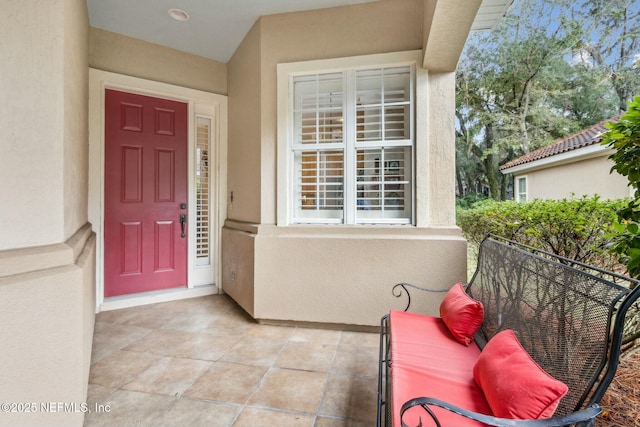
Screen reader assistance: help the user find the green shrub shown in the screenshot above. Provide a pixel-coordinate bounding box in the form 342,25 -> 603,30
456,193 -> 489,209
457,196 -> 627,270
601,98 -> 640,349
601,96 -> 640,278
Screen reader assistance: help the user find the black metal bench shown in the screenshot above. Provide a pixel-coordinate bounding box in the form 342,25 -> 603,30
378,234 -> 640,427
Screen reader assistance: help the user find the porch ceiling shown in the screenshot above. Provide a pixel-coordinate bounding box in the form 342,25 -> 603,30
87,0 -> 512,65
87,0 -> 379,63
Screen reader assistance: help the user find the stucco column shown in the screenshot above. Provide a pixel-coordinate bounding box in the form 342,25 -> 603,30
0,0 -> 89,250
0,1 -> 95,426
426,72 -> 457,226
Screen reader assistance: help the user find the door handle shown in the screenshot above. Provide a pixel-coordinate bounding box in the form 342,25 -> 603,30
180,214 -> 186,238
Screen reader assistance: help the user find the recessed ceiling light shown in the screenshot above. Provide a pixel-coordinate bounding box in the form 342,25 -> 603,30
168,8 -> 190,22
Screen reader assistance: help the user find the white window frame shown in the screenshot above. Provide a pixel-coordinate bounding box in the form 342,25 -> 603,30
516,176 -> 528,202
277,51 -> 421,226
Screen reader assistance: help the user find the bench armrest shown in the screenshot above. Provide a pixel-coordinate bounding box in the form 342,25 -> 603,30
400,397 -> 601,427
392,283 -> 448,311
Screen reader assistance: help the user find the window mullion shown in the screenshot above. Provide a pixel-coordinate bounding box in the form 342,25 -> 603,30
315,153 -> 321,211
315,76 -> 320,145
344,70 -> 356,225
381,69 -> 386,144
409,65 -> 415,224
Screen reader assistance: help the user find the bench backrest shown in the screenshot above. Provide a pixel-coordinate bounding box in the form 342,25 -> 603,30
466,235 -> 640,416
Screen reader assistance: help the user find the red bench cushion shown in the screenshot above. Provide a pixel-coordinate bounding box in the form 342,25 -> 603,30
389,310 -> 492,427
439,283 -> 485,346
473,329 -> 569,420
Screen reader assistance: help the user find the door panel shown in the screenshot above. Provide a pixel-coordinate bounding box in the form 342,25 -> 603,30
155,148 -> 175,202
104,89 -> 188,297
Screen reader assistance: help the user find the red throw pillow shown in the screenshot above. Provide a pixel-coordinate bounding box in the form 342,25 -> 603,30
473,330 -> 569,420
439,282 -> 484,346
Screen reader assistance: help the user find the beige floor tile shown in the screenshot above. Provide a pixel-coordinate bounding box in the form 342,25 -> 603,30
152,296 -> 216,313
290,328 -> 342,345
85,295 -> 386,427
92,322 -> 152,346
319,375 -> 378,422
205,312 -> 256,336
85,384 -> 117,408
160,310 -> 221,332
233,407 -> 315,427
169,332 -> 241,361
122,356 -> 212,397
248,367 -> 328,414
121,305 -> 174,329
275,341 -> 337,372
154,294 -> 235,313
90,322 -> 152,363
244,323 -> 296,340
331,345 -> 379,377
123,329 -> 198,356
148,398 -> 241,427
89,350 -> 161,388
95,305 -> 154,325
314,416 -> 372,427
90,345 -> 119,365
220,336 -> 287,366
196,295 -> 237,312
339,331 -> 379,347
183,361 -> 268,404
82,389 -> 175,427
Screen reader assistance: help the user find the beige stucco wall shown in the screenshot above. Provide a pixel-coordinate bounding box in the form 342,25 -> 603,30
89,28 -> 227,95
253,226 -> 467,327
221,223 -> 257,317
1,0 -> 89,248
0,1 -> 96,425
521,154 -> 630,201
223,0 -> 467,326
64,0 -> 90,243
260,0 -> 424,224
226,0 -> 424,226
0,226 -> 96,427
1,0 -> 65,249
226,22 -> 263,223
424,72 -> 457,226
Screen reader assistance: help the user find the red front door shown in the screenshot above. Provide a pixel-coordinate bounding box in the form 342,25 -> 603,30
104,89 -> 188,297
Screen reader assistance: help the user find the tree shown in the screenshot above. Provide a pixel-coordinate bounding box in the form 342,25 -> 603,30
576,0 -> 640,111
456,0 -> 640,200
456,0 -> 581,199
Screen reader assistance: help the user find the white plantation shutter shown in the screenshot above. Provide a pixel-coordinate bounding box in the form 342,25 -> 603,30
294,73 -> 344,146
355,67 -> 412,143
356,147 -> 411,222
195,117 -> 211,265
295,150 -> 344,221
355,67 -> 412,223
292,73 -> 345,223
290,65 -> 413,224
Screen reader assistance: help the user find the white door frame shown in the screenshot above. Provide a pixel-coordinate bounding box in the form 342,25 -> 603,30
89,68 -> 228,311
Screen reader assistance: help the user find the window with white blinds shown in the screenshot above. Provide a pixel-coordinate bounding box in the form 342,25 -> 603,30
289,65 -> 414,224
195,116 -> 211,266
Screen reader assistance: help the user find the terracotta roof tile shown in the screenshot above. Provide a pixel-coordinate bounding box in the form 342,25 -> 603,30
499,116 -> 620,171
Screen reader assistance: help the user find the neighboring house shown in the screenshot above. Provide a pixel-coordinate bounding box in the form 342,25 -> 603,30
0,0 -> 510,425
500,117 -> 631,202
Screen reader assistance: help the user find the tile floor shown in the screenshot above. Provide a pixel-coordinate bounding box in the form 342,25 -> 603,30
84,294 -> 380,426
